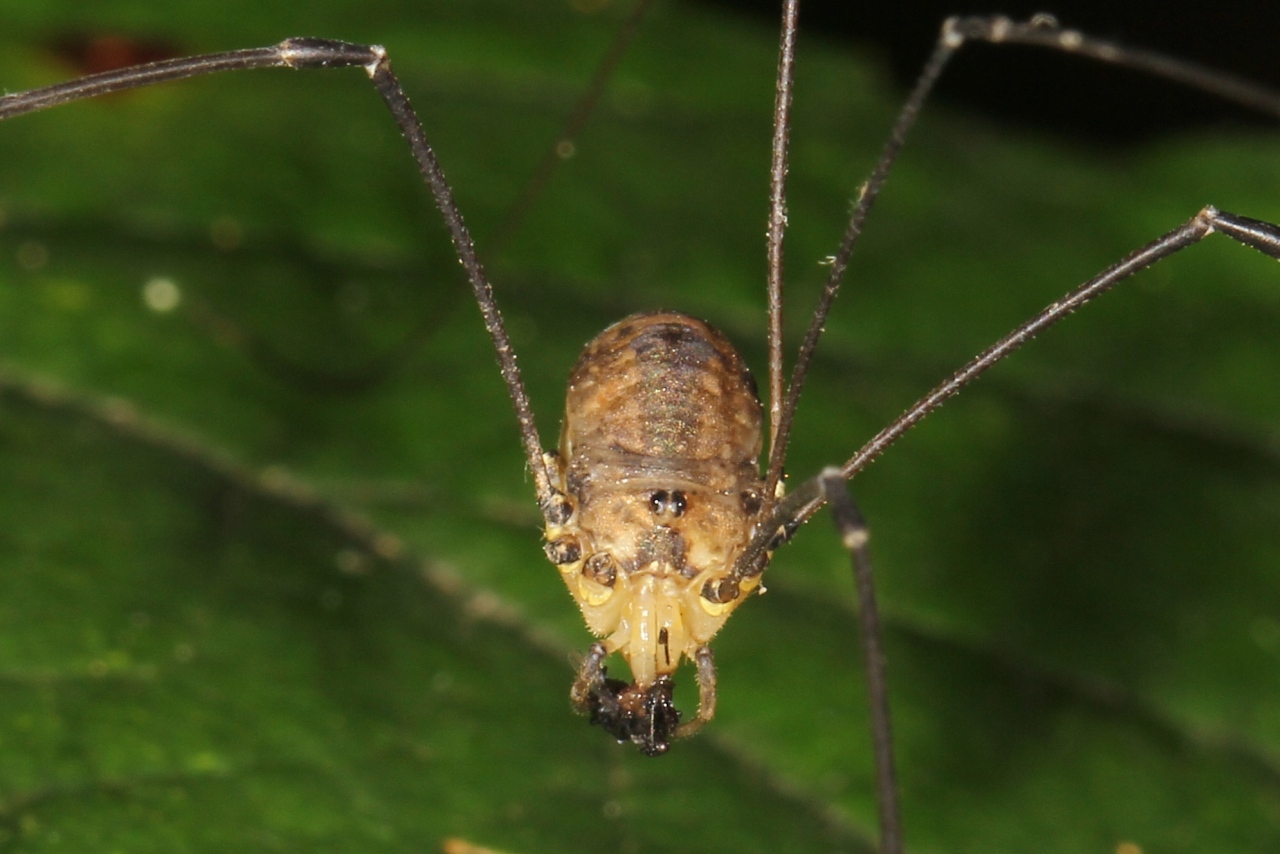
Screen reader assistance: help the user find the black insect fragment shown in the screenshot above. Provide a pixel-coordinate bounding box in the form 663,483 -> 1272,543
586,673 -> 680,757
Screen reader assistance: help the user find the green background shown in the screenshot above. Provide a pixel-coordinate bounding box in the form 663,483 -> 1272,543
1,0 -> 1278,851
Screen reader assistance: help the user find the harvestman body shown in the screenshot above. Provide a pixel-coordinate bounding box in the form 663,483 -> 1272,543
5,5 -> 1280,852
547,312 -> 766,750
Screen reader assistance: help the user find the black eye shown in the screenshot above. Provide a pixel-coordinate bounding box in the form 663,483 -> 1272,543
669,490 -> 687,517
649,490 -> 669,514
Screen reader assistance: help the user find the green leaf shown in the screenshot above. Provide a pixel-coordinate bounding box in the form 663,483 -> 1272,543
2,1 -> 1279,851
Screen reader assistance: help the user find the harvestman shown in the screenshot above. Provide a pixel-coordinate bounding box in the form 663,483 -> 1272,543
4,4 -> 1280,852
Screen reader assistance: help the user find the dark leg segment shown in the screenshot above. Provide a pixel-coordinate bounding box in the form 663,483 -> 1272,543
734,204 -> 1280,574
943,15 -> 1280,117
838,206 -> 1280,483
764,0 -> 801,468
0,38 -> 564,522
763,14 -> 1280,507
820,469 -> 902,854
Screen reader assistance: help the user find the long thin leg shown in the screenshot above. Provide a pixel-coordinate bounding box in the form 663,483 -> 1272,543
175,5 -> 656,396
0,39 -> 565,523
820,470 -> 901,854
735,205 -> 1280,580
761,15 -> 1280,506
764,0 -> 800,476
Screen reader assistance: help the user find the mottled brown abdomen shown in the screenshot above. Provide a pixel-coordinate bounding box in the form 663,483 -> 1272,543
562,312 -> 762,474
